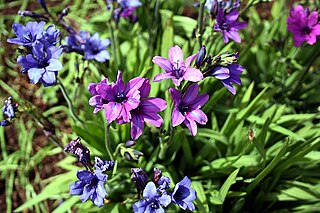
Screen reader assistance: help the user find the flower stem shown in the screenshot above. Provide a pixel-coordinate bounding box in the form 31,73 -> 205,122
105,123 -> 114,161
58,79 -> 82,125
197,1 -> 205,47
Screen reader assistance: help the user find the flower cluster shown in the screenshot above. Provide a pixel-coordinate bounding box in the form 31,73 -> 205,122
131,168 -> 197,212
205,0 -> 247,43
1,97 -> 18,127
64,31 -> 110,62
287,5 -> 320,47
65,137 -> 115,207
107,0 -> 142,23
88,71 -> 166,140
7,21 -> 62,86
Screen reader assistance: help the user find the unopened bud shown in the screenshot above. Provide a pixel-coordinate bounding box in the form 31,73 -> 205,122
248,128 -> 256,141
195,45 -> 206,68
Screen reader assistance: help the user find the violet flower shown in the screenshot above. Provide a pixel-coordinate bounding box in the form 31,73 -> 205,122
64,30 -> 90,54
94,157 -> 115,172
169,84 -> 208,136
40,25 -> 60,48
17,42 -> 63,86
132,182 -> 171,213
132,168 -> 148,195
206,63 -> 243,95
214,8 -> 247,43
84,33 -> 110,62
96,71 -> 144,123
88,79 -> 109,113
2,97 -> 18,119
205,0 -> 240,16
153,45 -> 203,86
126,79 -> 166,140
113,0 -> 142,22
70,170 -> 107,208
64,137 -> 93,170
7,21 -> 45,47
287,5 -> 320,46
171,176 -> 197,211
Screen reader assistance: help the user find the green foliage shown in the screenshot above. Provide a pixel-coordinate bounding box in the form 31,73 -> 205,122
1,0 -> 320,212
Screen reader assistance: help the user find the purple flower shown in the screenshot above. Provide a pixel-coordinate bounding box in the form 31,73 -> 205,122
132,182 -> 171,213
95,71 -> 144,123
84,33 -> 110,62
7,21 -> 45,46
132,168 -> 148,195
64,31 -> 90,54
70,170 -> 107,208
287,5 -> 320,46
2,97 -> 18,119
169,84 -> 208,136
153,45 -> 203,86
126,79 -> 166,140
171,176 -> 197,211
113,0 -> 142,22
40,25 -> 60,48
94,157 -> 114,172
64,137 -> 93,169
157,176 -> 171,193
206,63 -> 243,95
206,0 -> 240,16
88,79 -> 109,113
214,8 -> 247,43
0,120 -> 11,127
17,42 -> 63,86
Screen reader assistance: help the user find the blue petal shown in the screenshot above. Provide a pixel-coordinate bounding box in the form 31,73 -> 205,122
80,185 -> 94,202
28,68 -> 45,84
46,58 -> 63,71
41,71 -> 57,86
70,180 -> 85,195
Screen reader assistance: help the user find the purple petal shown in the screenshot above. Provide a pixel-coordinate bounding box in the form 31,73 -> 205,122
70,180 -> 85,195
80,185 -> 94,202
183,68 -> 203,82
169,88 -> 182,106
226,31 -> 241,43
143,113 -> 163,127
41,71 -> 57,86
28,68 -> 45,84
222,80 -> 236,95
88,83 -> 98,95
143,182 -> 158,199
139,79 -> 151,99
153,72 -> 172,82
131,114 -> 145,140
184,117 -> 198,136
185,52 -> 198,68
125,77 -> 145,96
182,84 -> 199,105
105,102 -> 122,123
211,67 -> 230,80
172,107 -> 185,127
152,56 -> 172,72
77,170 -> 94,181
168,45 -> 185,68
140,98 -> 167,112
114,70 -> 125,94
96,84 -> 114,101
187,109 -> 208,125
189,93 -> 209,109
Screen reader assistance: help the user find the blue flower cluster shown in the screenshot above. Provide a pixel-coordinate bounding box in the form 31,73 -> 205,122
7,21 -> 62,86
131,168 -> 197,212
64,137 -> 115,207
0,97 -> 18,127
64,31 -> 110,63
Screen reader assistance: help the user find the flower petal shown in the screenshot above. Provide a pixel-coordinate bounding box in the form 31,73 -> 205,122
181,84 -> 199,105
172,107 -> 185,127
28,68 -> 45,84
168,45 -> 185,68
183,68 -> 203,82
152,56 -> 172,72
169,88 -> 182,106
153,72 -> 172,82
184,117 -> 198,136
131,114 -> 145,140
105,102 -> 122,123
187,109 -> 208,125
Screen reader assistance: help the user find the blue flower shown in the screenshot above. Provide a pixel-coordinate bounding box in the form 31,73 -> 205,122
131,168 -> 148,195
7,21 -> 46,47
0,120 -> 11,127
40,25 -> 60,48
94,157 -> 114,172
171,176 -> 197,211
64,30 -> 90,54
207,63 -> 243,95
64,137 -> 93,170
17,41 -> 63,86
132,182 -> 171,213
84,33 -> 110,62
2,97 -> 18,119
70,170 -> 107,208
157,176 -> 170,193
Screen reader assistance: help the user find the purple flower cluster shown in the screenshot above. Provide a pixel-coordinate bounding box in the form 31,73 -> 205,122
65,137 -> 114,208
88,71 -> 166,140
64,31 -> 110,62
287,5 -> 320,47
7,21 -> 62,86
107,0 -> 142,23
132,168 -> 197,212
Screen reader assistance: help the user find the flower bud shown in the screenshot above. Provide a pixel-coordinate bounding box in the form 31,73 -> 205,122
131,168 -> 148,195
195,45 -> 206,68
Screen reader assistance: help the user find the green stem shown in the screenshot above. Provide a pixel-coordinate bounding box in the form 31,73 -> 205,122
105,123 -> 114,161
197,1 -> 205,47
58,80 -> 82,124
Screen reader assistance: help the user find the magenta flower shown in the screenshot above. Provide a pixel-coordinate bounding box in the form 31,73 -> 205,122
129,79 -> 166,140
95,71 -> 144,123
287,5 -> 320,46
152,45 -> 203,86
169,84 -> 209,136
214,8 -> 247,43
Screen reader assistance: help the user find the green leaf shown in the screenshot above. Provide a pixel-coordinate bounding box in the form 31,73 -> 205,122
219,169 -> 240,202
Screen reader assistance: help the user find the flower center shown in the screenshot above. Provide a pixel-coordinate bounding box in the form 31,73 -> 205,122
115,92 -> 126,103
172,61 -> 184,78
302,26 -> 311,34
220,22 -> 229,30
38,60 -> 49,68
150,201 -> 159,209
178,105 -> 189,114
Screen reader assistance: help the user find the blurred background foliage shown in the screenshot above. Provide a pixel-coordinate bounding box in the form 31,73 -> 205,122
1,0 -> 320,212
